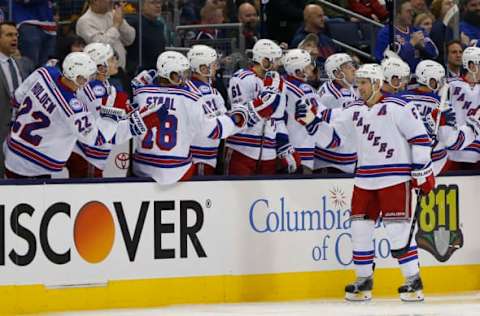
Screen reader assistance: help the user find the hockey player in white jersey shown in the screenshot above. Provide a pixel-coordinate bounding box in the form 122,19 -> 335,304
297,64 -> 434,302
185,45 -> 227,176
68,42 -> 135,177
381,57 -> 411,96
448,47 -> 480,169
282,48 -> 320,173
314,53 -> 358,173
132,51 -> 281,184
225,39 -> 299,175
402,60 -> 479,174
4,52 -> 148,178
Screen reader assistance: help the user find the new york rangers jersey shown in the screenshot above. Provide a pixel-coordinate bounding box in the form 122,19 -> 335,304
315,80 -> 358,172
283,76 -> 321,169
185,78 -> 227,168
310,97 -> 432,190
74,80 -> 133,170
226,68 -> 286,161
132,84 -> 242,184
402,89 -> 477,174
4,67 -> 118,176
448,78 -> 480,162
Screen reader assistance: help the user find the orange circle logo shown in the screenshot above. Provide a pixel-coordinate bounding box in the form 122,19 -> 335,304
74,201 -> 115,263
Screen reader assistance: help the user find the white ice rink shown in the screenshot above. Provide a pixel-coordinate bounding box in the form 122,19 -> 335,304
48,293 -> 480,316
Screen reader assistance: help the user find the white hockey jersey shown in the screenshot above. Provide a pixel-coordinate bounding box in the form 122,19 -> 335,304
315,80 -> 358,172
310,97 -> 432,190
132,84 -> 242,184
448,78 -> 480,162
4,67 -> 118,176
226,68 -> 286,161
283,76 -> 322,169
185,78 -> 227,168
74,80 -> 133,170
402,89 -> 477,174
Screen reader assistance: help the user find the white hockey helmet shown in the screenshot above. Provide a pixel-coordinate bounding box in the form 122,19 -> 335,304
355,63 -> 384,88
252,39 -> 283,67
83,42 -> 114,67
187,44 -> 218,76
324,53 -> 353,81
282,48 -> 312,77
381,57 -> 410,88
462,46 -> 480,71
62,52 -> 97,87
156,51 -> 190,84
415,59 -> 445,91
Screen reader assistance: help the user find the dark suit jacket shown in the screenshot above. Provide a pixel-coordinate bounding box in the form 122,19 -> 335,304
0,56 -> 34,176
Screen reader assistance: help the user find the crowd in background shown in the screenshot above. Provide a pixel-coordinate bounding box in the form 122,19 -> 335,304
0,0 -> 479,179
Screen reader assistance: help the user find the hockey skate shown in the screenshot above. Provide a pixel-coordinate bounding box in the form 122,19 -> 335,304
345,275 -> 373,301
398,274 -> 424,302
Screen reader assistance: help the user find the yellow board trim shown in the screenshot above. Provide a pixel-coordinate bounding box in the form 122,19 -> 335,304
3,264 -> 480,315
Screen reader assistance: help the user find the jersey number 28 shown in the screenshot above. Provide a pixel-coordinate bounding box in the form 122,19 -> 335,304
142,114 -> 178,150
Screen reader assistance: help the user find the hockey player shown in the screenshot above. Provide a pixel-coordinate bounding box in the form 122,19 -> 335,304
380,57 -> 411,95
402,60 -> 479,174
4,52 -> 149,178
68,42 -> 134,177
132,51 -> 281,184
314,53 -> 358,173
282,49 -> 322,173
297,64 -> 434,302
448,47 -> 480,169
185,45 -> 227,176
225,39 -> 300,175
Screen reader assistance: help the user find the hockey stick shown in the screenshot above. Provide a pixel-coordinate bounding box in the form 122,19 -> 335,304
255,121 -> 266,174
397,83 -> 450,257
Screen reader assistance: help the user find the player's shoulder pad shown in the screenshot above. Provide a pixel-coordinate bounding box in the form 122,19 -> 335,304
133,84 -> 163,96
345,100 -> 366,108
382,96 -> 408,107
165,85 -> 202,101
324,81 -> 343,100
88,80 -> 108,97
232,68 -> 255,80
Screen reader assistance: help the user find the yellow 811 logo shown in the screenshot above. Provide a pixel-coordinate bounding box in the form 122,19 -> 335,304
415,185 -> 463,262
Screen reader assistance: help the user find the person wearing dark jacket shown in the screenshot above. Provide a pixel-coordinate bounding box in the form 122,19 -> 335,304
266,0 -> 306,44
126,0 -> 166,76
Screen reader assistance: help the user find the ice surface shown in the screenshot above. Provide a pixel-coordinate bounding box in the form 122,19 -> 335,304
47,293 -> 480,316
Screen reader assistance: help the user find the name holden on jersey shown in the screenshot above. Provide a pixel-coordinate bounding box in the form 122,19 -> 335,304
0,200 -> 207,266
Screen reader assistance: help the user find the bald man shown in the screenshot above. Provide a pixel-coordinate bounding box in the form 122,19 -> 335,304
238,2 -> 259,48
290,3 -> 338,64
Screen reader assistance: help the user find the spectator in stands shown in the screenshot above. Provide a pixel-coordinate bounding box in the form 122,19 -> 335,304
108,50 -> 132,97
291,4 -> 339,65
460,0 -> 480,46
13,0 -> 56,67
414,12 -> 434,34
126,0 -> 166,76
446,40 -> 463,78
76,0 -> 136,69
266,0 -> 306,45
430,0 -> 455,63
237,2 -> 259,49
0,22 -> 34,177
374,0 -> 438,71
410,0 -> 431,18
348,0 -> 389,22
195,2 -> 225,40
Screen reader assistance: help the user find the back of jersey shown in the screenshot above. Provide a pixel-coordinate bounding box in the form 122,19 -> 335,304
132,85 -> 204,184
5,67 -> 82,176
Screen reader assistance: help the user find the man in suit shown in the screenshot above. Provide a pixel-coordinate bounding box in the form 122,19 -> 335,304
0,22 -> 34,177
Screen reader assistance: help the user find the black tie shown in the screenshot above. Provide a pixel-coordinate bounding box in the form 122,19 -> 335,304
7,58 -> 19,93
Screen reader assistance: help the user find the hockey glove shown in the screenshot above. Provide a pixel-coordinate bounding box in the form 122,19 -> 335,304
128,110 -> 147,136
465,109 -> 480,137
278,145 -> 301,174
228,105 -> 249,128
411,164 -> 435,194
422,112 -> 437,140
131,69 -> 157,89
431,108 -> 456,128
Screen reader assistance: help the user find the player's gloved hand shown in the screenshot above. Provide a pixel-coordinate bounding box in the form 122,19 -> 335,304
422,112 -> 436,139
411,164 -> 435,194
246,89 -> 282,123
263,71 -> 283,94
128,110 -> 147,136
431,107 -> 456,127
131,69 -> 157,89
466,109 -> 480,136
278,145 -> 301,174
139,102 -> 169,129
228,105 -> 249,128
